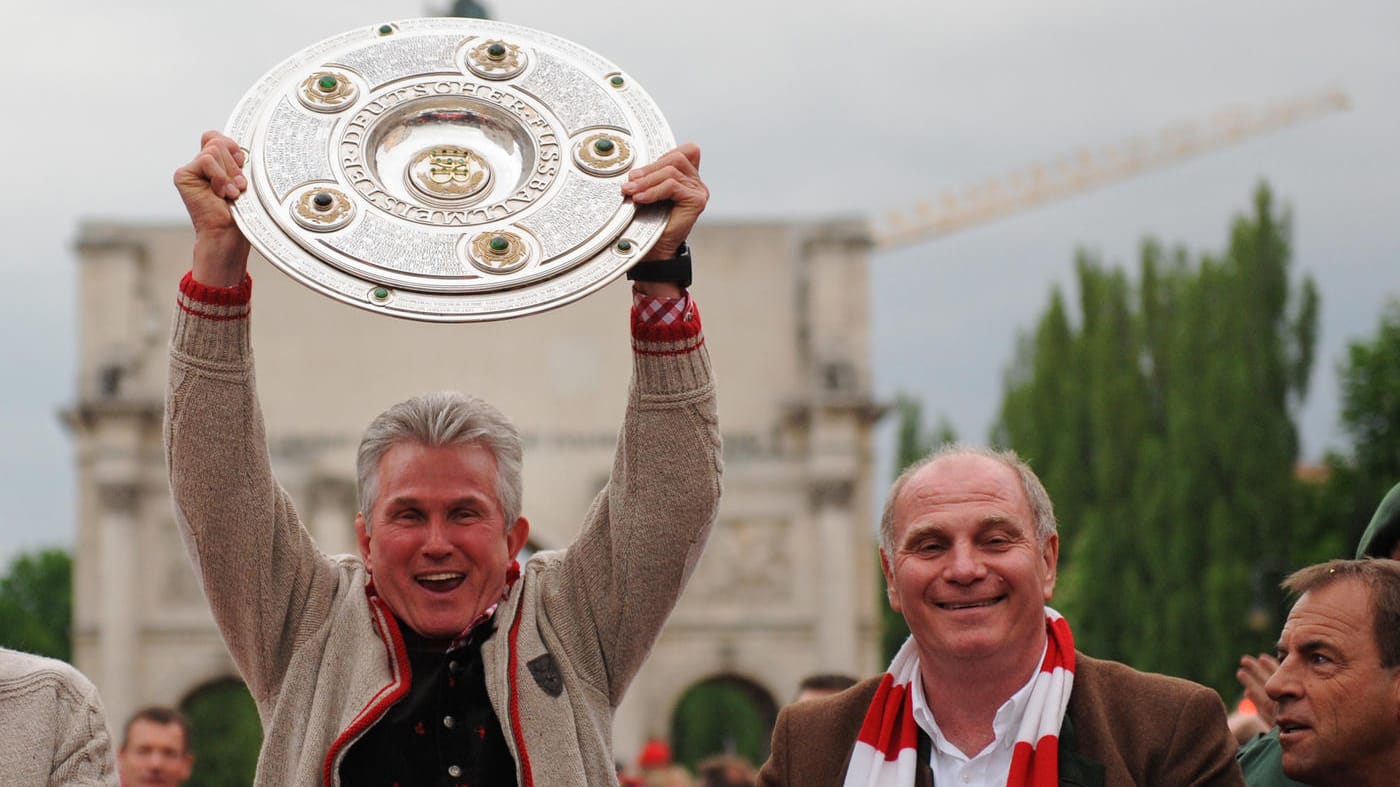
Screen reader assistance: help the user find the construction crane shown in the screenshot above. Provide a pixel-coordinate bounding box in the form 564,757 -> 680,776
873,88 -> 1350,251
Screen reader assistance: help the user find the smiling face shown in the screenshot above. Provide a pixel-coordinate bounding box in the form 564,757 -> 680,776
1266,578 -> 1400,787
880,453 -> 1058,672
356,441 -> 529,640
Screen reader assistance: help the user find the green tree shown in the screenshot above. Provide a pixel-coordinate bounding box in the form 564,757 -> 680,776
181,679 -> 262,787
993,184 -> 1320,696
1295,299 -> 1400,561
0,548 -> 73,660
1339,300 -> 1400,477
1336,299 -> 1400,531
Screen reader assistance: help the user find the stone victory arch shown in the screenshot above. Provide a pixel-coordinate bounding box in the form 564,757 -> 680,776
66,218 -> 885,761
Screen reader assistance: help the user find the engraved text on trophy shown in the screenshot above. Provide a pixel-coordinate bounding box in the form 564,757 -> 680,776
339,79 -> 564,227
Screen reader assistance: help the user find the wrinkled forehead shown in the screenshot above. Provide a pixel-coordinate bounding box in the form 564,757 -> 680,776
1281,579 -> 1374,646
895,454 -> 1030,523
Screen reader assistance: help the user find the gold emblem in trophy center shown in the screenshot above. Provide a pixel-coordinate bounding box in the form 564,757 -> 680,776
407,146 -> 494,204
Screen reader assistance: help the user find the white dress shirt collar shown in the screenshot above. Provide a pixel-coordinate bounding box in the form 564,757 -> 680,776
909,639 -> 1047,787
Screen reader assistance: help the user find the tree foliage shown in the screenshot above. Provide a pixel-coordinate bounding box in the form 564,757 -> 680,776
1299,299 -> 1400,557
181,678 -> 262,787
1338,300 -> 1400,500
993,184 -> 1320,695
0,548 -> 73,660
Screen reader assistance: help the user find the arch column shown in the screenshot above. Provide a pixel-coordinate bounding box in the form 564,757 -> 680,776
811,479 -> 859,672
97,480 -> 140,729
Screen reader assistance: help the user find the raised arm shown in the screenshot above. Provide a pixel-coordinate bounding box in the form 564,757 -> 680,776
541,143 -> 722,703
165,131 -> 340,704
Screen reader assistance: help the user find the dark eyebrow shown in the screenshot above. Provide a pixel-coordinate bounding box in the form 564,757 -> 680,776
1279,639 -> 1333,658
383,492 -> 487,508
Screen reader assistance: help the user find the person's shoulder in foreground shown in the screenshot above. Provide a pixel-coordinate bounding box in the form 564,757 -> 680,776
0,647 -> 118,786
1237,728 -> 1300,787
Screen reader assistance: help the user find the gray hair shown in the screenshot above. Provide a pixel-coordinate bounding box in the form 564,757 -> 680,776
879,443 -> 1057,556
356,391 -> 523,533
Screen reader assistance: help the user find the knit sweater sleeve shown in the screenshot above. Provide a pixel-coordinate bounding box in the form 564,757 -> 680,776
0,649 -> 118,786
542,294 -> 723,705
47,666 -> 118,787
164,273 -> 342,706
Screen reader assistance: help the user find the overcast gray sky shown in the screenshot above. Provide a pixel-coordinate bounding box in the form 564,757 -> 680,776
1,0 -> 1396,564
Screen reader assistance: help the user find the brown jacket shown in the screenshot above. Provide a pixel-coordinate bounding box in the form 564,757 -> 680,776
759,653 -> 1242,787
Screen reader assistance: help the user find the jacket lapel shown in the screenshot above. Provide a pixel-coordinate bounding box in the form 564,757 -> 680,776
1056,714 -> 1105,787
909,711 -> 1105,787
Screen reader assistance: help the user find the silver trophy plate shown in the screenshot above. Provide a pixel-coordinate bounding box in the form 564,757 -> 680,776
226,18 -> 674,321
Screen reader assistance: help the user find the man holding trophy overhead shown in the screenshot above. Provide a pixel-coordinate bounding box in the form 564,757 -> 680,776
167,119 -> 717,786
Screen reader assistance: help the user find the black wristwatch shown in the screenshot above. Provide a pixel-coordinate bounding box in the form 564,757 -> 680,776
625,241 -> 692,288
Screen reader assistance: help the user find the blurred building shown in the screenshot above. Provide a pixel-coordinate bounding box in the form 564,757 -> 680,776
65,218 -> 885,760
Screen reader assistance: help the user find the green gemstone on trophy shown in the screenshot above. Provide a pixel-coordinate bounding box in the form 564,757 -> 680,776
489,235 -> 510,252
594,138 -> 615,155
378,24 -> 394,35
617,240 -> 632,252
487,43 -> 507,59
317,75 -> 338,92
610,76 -> 625,87
372,287 -> 390,300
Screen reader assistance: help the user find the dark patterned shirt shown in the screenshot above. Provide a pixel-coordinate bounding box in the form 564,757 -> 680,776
339,616 -> 517,787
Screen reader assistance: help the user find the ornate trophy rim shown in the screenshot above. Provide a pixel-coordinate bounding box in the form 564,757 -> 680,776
226,17 -> 675,322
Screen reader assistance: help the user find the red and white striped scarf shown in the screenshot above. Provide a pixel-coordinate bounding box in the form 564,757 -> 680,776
843,607 -> 1075,787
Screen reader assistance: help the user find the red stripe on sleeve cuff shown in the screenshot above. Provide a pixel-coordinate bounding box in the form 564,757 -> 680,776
179,271 -> 252,306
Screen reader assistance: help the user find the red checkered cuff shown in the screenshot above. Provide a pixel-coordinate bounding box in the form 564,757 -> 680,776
633,291 -> 690,326
630,292 -> 702,351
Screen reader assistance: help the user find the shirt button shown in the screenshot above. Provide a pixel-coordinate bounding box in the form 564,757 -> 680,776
443,715 -> 456,729
448,764 -> 462,778
961,773 -> 971,783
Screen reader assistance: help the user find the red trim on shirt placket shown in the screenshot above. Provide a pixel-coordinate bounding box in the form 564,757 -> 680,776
506,576 -> 535,787
322,590 -> 412,787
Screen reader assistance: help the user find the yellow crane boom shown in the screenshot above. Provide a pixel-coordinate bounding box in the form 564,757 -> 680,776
873,88 -> 1350,251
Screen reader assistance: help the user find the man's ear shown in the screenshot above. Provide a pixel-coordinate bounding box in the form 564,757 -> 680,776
176,750 -> 194,781
1041,532 -> 1060,601
507,517 -> 530,559
880,549 -> 901,613
355,513 -> 372,572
